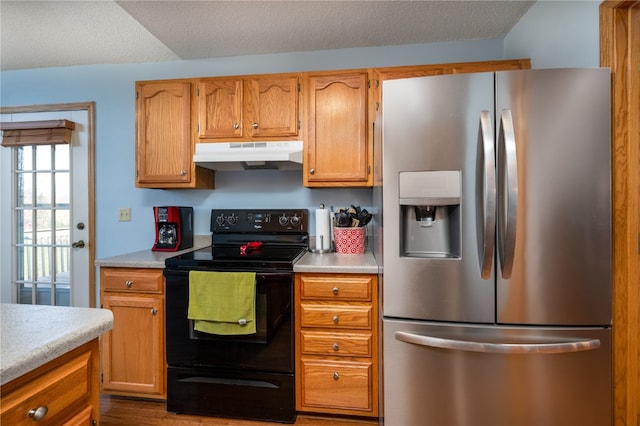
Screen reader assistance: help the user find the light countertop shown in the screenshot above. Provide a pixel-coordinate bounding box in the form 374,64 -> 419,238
95,235 -> 211,269
294,250 -> 378,274
0,303 -> 113,386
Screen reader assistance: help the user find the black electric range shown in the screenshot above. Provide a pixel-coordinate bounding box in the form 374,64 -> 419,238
163,209 -> 308,423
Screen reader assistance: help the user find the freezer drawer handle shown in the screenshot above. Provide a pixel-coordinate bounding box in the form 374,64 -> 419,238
395,331 -> 600,354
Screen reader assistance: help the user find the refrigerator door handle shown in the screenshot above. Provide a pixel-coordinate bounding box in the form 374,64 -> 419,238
395,331 -> 600,354
497,109 -> 518,279
476,110 -> 496,279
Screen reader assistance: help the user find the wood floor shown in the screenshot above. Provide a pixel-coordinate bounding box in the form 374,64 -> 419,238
100,395 -> 379,426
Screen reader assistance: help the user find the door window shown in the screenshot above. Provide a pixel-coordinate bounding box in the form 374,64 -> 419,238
15,143 -> 72,305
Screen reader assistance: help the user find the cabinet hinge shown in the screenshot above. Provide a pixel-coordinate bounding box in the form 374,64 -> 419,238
376,101 -> 380,111
100,373 -> 103,383
368,79 -> 371,89
368,165 -> 371,174
376,79 -> 380,89
136,91 -> 139,100
298,83 -> 301,92
298,120 -> 301,130
197,123 -> 200,133
197,87 -> 200,96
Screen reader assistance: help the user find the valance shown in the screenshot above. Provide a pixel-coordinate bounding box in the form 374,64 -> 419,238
0,119 -> 76,146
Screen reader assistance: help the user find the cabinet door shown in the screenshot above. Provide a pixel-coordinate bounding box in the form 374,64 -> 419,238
197,78 -> 243,139
136,81 -> 192,185
304,71 -> 371,187
101,294 -> 165,398
247,75 -> 299,138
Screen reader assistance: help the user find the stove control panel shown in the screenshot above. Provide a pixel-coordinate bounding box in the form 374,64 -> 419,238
211,209 -> 308,233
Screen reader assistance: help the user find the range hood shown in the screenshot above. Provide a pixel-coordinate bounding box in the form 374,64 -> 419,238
194,141 -> 303,171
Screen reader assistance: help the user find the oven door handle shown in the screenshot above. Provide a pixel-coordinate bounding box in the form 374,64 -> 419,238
163,269 -> 292,281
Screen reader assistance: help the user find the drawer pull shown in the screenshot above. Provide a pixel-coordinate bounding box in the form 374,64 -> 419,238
125,280 -> 133,288
28,405 -> 48,421
151,308 -> 158,316
333,372 -> 339,380
333,315 -> 339,324
332,343 -> 340,351
332,287 -> 339,295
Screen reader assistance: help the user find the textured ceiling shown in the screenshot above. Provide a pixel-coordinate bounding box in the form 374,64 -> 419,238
0,0 -> 534,71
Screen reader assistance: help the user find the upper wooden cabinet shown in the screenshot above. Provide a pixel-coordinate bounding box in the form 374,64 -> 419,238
196,74 -> 300,141
135,79 -> 214,189
303,70 -> 372,187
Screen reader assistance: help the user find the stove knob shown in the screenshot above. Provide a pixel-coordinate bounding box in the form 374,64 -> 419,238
290,214 -> 300,226
278,214 -> 289,226
216,214 -> 226,226
227,214 -> 237,225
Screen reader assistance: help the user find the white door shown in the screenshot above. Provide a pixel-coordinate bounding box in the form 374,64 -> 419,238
0,103 -> 95,307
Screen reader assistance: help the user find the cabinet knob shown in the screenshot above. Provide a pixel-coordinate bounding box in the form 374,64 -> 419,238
332,343 -> 340,351
125,280 -> 133,288
332,287 -> 339,295
252,122 -> 258,129
309,168 -> 315,174
333,315 -> 339,324
180,169 -> 187,176
233,123 -> 239,129
151,308 -> 158,315
28,405 -> 48,421
333,372 -> 340,381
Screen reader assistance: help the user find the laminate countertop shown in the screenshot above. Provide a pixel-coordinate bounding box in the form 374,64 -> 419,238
0,303 -> 113,386
95,235 -> 211,269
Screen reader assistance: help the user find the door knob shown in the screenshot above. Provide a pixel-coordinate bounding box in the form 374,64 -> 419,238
72,240 -> 85,248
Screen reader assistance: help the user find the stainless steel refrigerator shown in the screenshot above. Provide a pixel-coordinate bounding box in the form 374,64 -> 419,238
375,69 -> 611,426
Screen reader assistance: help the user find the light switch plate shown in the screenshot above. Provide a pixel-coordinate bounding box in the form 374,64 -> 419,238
118,208 -> 131,222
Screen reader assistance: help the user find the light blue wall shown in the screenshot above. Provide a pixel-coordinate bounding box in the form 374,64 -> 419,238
0,1 -> 601,260
504,1 -> 600,68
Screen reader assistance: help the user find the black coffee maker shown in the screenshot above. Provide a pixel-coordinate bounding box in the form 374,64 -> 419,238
152,206 -> 194,252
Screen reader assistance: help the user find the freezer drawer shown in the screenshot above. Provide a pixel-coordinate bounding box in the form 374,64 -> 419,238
383,318 -> 611,426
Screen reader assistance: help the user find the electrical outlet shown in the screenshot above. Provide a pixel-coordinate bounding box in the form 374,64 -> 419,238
118,208 -> 131,222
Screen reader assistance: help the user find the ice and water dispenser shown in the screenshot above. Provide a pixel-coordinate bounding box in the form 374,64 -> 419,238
399,170 -> 461,258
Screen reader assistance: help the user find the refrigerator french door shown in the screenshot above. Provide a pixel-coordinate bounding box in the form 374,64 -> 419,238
379,69 -> 611,426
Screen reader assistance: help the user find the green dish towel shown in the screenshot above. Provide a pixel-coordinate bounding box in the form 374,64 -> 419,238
187,270 -> 256,335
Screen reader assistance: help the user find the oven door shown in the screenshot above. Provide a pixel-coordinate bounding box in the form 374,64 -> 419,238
164,268 -> 294,373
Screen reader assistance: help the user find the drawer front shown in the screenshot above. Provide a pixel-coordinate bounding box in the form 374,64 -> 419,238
299,359 -> 373,411
101,268 -> 163,293
301,330 -> 372,357
1,351 -> 92,425
300,275 -> 372,301
300,303 -> 372,329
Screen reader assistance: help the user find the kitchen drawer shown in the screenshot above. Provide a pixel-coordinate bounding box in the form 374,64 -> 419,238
300,330 -> 372,357
0,349 -> 92,425
299,359 -> 373,412
101,267 -> 164,293
299,275 -> 373,301
300,303 -> 372,329
63,405 -> 92,426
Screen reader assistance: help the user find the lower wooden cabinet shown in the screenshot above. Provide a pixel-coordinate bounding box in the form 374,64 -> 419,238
0,340 -> 99,426
295,273 -> 379,417
100,267 -> 166,399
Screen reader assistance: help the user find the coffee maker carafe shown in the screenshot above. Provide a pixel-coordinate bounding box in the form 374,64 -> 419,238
152,206 -> 194,252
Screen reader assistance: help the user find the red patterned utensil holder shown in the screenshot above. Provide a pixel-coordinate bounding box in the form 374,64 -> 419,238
333,227 -> 365,255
